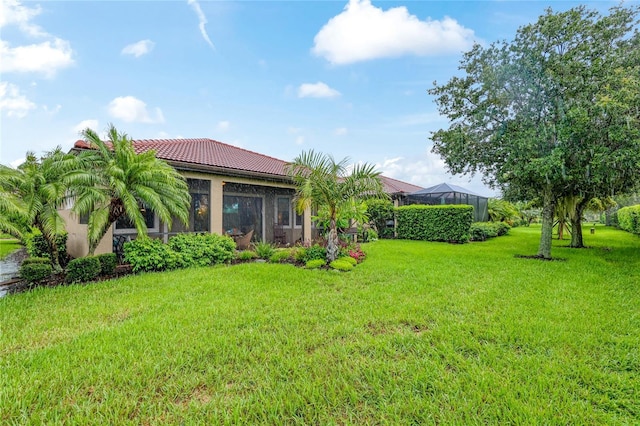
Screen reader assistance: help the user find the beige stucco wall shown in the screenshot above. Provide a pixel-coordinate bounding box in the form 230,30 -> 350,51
59,209 -> 113,258
60,171 -> 311,254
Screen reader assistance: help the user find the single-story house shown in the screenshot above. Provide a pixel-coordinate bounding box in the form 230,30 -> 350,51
61,138 -> 422,258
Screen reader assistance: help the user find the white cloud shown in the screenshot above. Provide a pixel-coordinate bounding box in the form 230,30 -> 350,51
312,0 -> 476,65
121,39 -> 155,57
0,1 -> 74,77
10,158 -> 26,168
334,127 -> 348,136
72,119 -> 99,134
42,104 -> 61,115
187,0 -> 215,49
217,120 -> 230,131
287,126 -> 302,134
107,96 -> 165,124
297,82 -> 341,99
295,135 -> 305,145
0,82 -> 36,118
0,38 -> 74,78
0,0 -> 45,37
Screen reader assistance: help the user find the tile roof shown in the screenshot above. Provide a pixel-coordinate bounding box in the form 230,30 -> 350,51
73,137 -> 422,193
74,138 -> 288,176
378,175 -> 423,194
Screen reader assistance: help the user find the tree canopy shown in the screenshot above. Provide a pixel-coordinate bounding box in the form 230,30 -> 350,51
285,150 -> 388,262
430,5 -> 640,258
74,125 -> 191,255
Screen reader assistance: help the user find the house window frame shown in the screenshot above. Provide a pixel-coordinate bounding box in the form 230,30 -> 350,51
223,192 -> 266,242
113,209 -> 160,235
276,196 -> 292,228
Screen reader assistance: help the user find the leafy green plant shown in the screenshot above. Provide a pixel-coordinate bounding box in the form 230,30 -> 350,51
24,231 -> 68,266
329,258 -> 354,271
470,222 -> 511,241
395,205 -> 473,243
19,263 -> 52,284
269,249 -> 292,264
366,198 -> 394,238
292,246 -> 307,263
168,233 -> 236,267
617,205 -> 640,234
237,250 -> 258,261
65,256 -> 101,283
123,238 -> 184,273
305,259 -> 325,269
95,253 -> 117,276
254,241 -> 276,259
303,244 -> 326,262
21,257 -> 51,266
340,255 -> 357,266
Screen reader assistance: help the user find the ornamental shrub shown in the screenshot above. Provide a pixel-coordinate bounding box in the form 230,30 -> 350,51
304,244 -> 326,262
340,255 -> 357,266
24,231 -> 68,266
65,256 -> 101,283
21,257 -> 51,266
469,222 -> 511,241
329,259 -> 354,271
124,238 -> 184,273
237,250 -> 258,261
617,205 -> 640,235
395,205 -> 473,243
270,249 -> 292,263
254,241 -> 276,259
20,263 -> 52,284
292,247 -> 307,263
96,253 -> 117,275
366,199 -> 394,238
168,233 -> 236,267
305,259 -> 325,269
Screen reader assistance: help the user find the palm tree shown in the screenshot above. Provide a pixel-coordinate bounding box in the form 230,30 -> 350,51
74,125 -> 190,255
0,167 -> 28,240
285,150 -> 389,262
0,148 -> 80,270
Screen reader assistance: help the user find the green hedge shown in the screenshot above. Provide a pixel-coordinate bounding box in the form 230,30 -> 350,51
617,205 -> 640,235
96,253 -> 117,275
21,257 -> 51,266
395,205 -> 473,243
20,263 -> 52,284
470,222 -> 511,241
24,231 -> 68,266
66,256 -> 101,283
124,233 -> 236,273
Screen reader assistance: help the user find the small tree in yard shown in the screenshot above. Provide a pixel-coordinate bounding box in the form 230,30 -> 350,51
73,125 -> 191,255
430,5 -> 640,258
0,148 -> 80,270
286,150 -> 389,262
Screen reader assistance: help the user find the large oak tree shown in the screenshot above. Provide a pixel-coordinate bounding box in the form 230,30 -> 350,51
430,5 -> 640,258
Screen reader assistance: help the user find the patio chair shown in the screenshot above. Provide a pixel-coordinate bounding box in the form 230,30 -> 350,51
273,223 -> 287,245
234,229 -> 254,250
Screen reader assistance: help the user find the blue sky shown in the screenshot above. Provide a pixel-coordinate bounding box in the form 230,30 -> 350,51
0,0 -> 627,196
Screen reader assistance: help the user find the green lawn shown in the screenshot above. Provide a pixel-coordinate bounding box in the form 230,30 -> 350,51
1,226 -> 639,424
0,238 -> 21,260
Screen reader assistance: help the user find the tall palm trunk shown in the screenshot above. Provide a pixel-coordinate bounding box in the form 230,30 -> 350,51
326,216 -> 340,262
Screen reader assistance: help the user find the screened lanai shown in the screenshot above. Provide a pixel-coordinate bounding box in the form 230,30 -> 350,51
405,182 -> 489,222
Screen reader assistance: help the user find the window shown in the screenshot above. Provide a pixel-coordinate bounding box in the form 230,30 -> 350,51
115,206 -> 156,231
294,209 -> 303,228
170,179 -> 211,233
276,197 -> 290,226
223,194 -> 263,241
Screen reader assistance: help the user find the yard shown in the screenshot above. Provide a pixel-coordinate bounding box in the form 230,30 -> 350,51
1,226 -> 639,424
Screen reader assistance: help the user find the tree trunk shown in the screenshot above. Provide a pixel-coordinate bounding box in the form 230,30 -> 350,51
569,199 -> 588,248
37,223 -> 62,271
326,217 -> 340,262
537,189 -> 556,259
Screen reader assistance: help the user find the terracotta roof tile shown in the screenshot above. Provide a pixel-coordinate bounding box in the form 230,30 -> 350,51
73,138 -> 421,193
75,138 -> 288,176
378,175 -> 423,194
